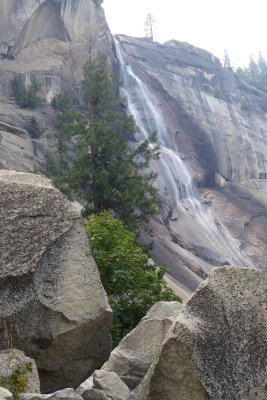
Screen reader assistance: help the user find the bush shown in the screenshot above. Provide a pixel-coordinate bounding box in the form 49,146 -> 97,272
51,93 -> 72,113
0,361 -> 32,400
24,117 -> 42,138
11,76 -> 42,109
86,211 -> 182,346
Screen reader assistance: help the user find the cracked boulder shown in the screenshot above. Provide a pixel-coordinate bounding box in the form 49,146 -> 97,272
102,301 -> 182,391
0,171 -> 112,393
137,267 -> 267,400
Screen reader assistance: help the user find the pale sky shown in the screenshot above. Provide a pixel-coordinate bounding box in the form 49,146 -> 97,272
103,0 -> 267,68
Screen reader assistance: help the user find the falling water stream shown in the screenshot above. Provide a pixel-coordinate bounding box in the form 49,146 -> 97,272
115,37 -> 250,268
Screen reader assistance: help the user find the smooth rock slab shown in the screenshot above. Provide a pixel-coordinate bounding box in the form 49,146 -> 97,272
0,171 -> 112,393
82,389 -> 109,400
0,388 -> 12,400
102,301 -> 182,390
20,388 -> 83,400
75,377 -> 93,397
93,371 -> 129,400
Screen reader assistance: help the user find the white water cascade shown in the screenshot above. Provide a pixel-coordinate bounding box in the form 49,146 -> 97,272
114,38 -> 250,268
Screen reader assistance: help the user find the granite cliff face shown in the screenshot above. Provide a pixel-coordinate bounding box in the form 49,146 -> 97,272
0,0 -> 105,56
0,0 -> 114,172
115,35 -> 267,298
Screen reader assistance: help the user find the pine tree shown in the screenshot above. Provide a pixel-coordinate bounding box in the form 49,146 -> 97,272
248,55 -> 260,85
223,50 -> 231,69
235,53 -> 267,91
144,12 -> 155,41
49,55 -> 161,232
257,52 -> 267,88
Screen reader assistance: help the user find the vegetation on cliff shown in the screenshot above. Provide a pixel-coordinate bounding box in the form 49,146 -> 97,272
0,362 -> 32,400
236,53 -> 267,90
10,76 -> 42,109
24,117 -> 43,138
86,211 -> 181,346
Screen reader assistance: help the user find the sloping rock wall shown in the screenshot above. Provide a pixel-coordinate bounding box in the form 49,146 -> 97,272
116,35 -> 267,297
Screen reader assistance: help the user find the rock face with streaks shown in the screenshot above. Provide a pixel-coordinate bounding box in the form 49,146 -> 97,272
0,0 -> 115,173
0,170 -> 112,393
0,0 -> 108,56
116,35 -> 267,297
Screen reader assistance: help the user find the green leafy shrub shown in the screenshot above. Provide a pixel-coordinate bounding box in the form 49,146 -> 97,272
86,211 -> 182,346
24,116 -> 43,138
11,76 -> 42,109
0,362 -> 32,400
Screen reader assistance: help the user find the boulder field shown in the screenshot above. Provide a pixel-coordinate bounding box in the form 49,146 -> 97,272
91,268 -> 267,400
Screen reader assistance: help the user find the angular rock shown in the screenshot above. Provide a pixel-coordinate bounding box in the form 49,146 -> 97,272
0,349 -> 40,394
75,377 -> 93,397
82,389 -> 109,400
102,301 -> 182,391
0,388 -> 12,400
93,370 -> 129,400
0,171 -> 112,393
20,388 -> 83,400
46,389 -> 83,400
140,268 -> 267,400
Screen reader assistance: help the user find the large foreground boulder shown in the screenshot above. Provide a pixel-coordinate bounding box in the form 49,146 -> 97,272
0,171 -> 112,393
139,267 -> 267,400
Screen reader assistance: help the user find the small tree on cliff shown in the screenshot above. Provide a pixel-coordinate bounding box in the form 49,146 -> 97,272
50,55 -> 160,232
144,12 -> 155,41
223,50 -> 232,69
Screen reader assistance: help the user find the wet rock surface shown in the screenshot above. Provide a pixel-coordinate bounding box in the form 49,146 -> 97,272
116,35 -> 267,296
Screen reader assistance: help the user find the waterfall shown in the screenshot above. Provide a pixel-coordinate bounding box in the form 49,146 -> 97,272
114,37 -> 250,268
